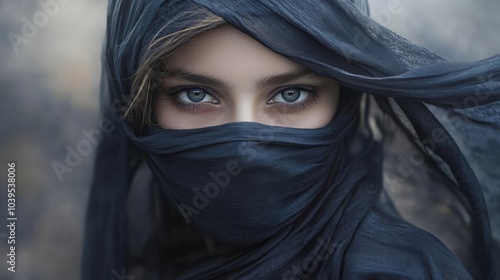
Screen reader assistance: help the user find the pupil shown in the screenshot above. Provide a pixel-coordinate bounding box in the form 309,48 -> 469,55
187,89 -> 206,102
282,89 -> 300,102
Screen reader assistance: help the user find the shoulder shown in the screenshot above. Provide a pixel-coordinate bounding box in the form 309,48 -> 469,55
341,207 -> 472,280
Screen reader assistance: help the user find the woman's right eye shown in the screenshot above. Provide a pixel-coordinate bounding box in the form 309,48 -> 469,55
176,88 -> 218,104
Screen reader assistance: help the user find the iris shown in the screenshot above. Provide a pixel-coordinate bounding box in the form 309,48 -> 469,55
280,88 -> 300,102
186,88 -> 206,102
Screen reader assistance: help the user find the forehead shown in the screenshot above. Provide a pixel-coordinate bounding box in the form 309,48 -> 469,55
165,23 -> 305,79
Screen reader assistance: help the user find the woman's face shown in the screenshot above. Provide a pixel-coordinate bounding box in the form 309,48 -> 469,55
155,24 -> 339,129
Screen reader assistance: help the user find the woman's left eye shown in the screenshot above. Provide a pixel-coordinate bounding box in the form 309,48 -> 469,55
269,88 -> 311,104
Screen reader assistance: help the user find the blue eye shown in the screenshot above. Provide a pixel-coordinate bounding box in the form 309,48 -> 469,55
270,88 -> 310,104
176,88 -> 218,104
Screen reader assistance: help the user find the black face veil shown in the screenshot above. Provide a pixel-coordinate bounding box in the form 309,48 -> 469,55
83,0 -> 500,279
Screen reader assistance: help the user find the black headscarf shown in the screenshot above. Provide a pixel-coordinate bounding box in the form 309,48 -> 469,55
83,0 -> 500,279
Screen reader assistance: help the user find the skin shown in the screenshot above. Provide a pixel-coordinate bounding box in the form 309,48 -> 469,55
155,23 -> 340,129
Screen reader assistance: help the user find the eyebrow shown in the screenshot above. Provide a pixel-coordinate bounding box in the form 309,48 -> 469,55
163,68 -> 227,88
162,67 -> 323,89
256,67 -> 324,88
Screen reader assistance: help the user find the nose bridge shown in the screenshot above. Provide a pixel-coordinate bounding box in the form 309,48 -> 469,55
229,92 -> 259,123
225,88 -> 259,122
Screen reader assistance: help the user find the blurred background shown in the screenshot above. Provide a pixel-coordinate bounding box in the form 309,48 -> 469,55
0,0 -> 498,279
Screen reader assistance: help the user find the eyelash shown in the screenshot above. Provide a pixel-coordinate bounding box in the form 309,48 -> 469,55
270,86 -> 321,113
161,85 -> 321,113
163,86 -> 218,112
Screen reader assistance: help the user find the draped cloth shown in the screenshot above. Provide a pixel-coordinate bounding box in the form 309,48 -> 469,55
82,0 -> 500,279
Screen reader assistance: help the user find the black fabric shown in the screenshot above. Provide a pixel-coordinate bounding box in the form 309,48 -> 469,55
82,0 -> 500,279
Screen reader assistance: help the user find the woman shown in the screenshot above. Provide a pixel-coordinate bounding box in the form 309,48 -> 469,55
82,0 -> 500,279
